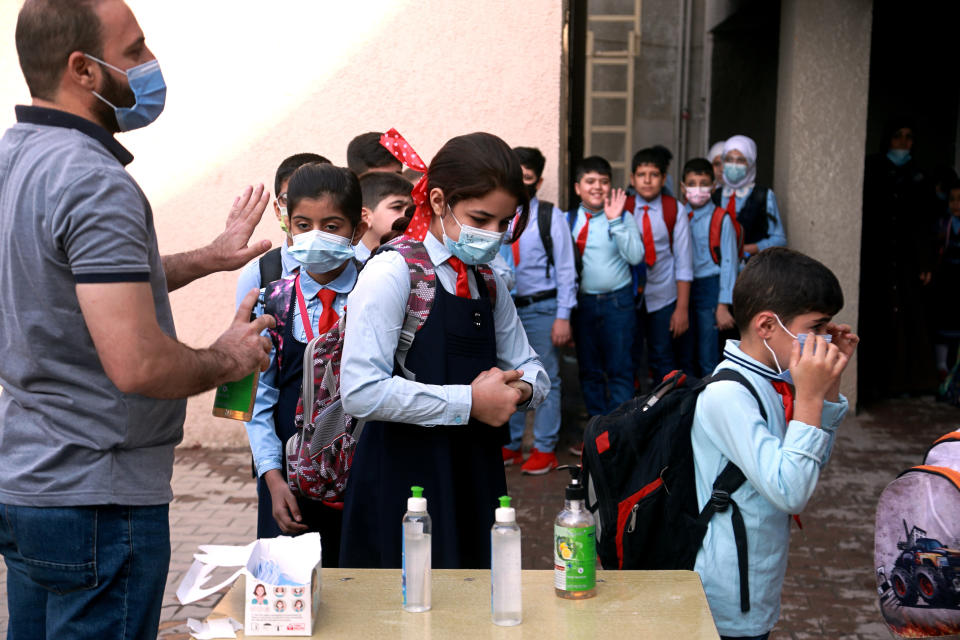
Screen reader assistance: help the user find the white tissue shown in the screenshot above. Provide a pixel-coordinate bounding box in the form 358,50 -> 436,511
187,617 -> 243,639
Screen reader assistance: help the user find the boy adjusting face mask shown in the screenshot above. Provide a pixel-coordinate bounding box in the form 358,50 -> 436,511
441,205 -> 504,265
762,313 -> 832,385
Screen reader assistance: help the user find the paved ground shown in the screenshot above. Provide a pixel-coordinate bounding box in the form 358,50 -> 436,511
0,395 -> 957,639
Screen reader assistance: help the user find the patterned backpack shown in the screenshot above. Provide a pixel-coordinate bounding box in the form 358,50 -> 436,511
875,430 -> 960,636
283,238 -> 498,502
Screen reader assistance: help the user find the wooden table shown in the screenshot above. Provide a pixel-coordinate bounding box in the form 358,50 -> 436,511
207,569 -> 719,639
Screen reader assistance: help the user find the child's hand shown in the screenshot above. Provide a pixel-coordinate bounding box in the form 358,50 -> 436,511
715,304 -> 735,331
604,188 -> 627,221
470,367 -> 524,426
670,305 -> 689,337
551,318 -> 573,347
826,322 -> 860,359
790,336 -> 848,425
264,469 -> 308,534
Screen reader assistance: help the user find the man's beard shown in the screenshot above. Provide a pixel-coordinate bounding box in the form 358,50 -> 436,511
93,69 -> 136,134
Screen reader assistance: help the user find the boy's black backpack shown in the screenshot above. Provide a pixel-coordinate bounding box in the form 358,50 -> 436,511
581,369 -> 767,613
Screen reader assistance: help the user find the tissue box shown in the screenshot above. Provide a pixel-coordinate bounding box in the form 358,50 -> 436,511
243,568 -> 321,636
177,533 -> 323,637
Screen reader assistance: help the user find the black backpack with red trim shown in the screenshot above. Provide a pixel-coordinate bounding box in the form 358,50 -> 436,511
581,369 -> 767,613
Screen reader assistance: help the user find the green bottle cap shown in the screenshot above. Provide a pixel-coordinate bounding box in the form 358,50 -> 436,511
411,486 -> 424,498
498,495 -> 512,509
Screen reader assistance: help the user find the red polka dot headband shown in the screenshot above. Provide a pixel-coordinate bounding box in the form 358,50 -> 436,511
379,128 -> 431,242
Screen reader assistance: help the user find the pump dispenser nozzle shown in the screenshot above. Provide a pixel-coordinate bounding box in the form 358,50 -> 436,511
557,465 -> 586,501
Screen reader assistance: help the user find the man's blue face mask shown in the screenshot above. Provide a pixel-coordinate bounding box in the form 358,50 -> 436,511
886,148 -> 911,167
763,314 -> 832,385
85,54 -> 166,132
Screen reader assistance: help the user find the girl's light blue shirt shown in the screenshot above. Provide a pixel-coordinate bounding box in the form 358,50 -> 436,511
339,232 -> 548,427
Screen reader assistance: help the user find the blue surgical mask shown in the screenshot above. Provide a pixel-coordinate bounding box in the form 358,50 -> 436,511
441,206 -> 504,265
762,314 -> 833,384
723,162 -> 747,185
85,55 -> 166,132
886,148 -> 911,167
288,229 -> 355,272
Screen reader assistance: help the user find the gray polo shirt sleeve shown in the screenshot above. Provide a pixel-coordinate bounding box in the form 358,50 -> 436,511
53,166 -> 152,282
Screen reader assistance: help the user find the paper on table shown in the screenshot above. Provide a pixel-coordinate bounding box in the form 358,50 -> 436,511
187,617 -> 243,639
177,534 -> 322,604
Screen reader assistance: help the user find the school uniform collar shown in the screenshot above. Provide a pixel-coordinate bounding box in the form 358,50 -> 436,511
423,229 -> 457,267
279,243 -> 300,275
15,105 -> 134,166
689,201 -> 715,221
634,193 -> 662,214
722,339 -> 780,381
722,183 -> 756,200
578,203 -> 605,220
299,259 -> 357,297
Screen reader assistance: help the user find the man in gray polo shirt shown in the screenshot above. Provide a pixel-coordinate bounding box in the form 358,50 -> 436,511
0,1 -> 277,638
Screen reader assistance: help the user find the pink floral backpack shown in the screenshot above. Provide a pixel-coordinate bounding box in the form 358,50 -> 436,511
285,238 -> 498,503
875,430 -> 960,637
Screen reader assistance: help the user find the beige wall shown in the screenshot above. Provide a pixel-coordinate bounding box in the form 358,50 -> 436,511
1,0 -> 565,445
774,0 -> 873,404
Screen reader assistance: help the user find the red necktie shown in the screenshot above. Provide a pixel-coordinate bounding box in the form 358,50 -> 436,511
770,380 -> 794,422
316,289 -> 339,335
771,378 -> 804,529
576,212 -> 593,256
641,206 -> 656,267
446,256 -> 471,298
511,234 -> 520,267
726,193 -> 737,217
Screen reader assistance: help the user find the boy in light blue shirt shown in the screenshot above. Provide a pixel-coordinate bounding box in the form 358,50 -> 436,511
499,147 -> 578,474
569,156 -> 644,441
681,158 -> 738,376
691,248 -> 859,639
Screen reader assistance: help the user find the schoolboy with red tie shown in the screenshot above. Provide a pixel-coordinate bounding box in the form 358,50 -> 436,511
629,147 -> 695,383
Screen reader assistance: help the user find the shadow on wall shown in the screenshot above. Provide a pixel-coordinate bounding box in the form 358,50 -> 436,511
98,1 -> 566,446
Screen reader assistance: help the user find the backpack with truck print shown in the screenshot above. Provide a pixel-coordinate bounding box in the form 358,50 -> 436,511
875,430 -> 960,637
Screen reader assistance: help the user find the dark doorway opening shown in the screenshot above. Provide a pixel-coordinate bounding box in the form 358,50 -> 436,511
858,0 -> 960,407
708,0 -> 780,188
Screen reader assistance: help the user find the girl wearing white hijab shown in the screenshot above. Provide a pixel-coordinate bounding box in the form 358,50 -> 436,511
708,141 -> 726,191
716,135 -> 786,257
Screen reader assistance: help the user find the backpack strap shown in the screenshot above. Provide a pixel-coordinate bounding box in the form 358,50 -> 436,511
623,195 -> 636,218
262,276 -> 297,369
708,206 -> 744,265
475,264 -> 499,306
537,200 -> 555,279
377,238 -> 437,380
695,368 -> 768,614
662,195 -> 678,249
566,209 -> 584,275
258,246 -> 284,287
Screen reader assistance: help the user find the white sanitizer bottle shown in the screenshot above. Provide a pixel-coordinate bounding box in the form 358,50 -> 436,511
491,495 -> 522,626
402,485 -> 431,612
